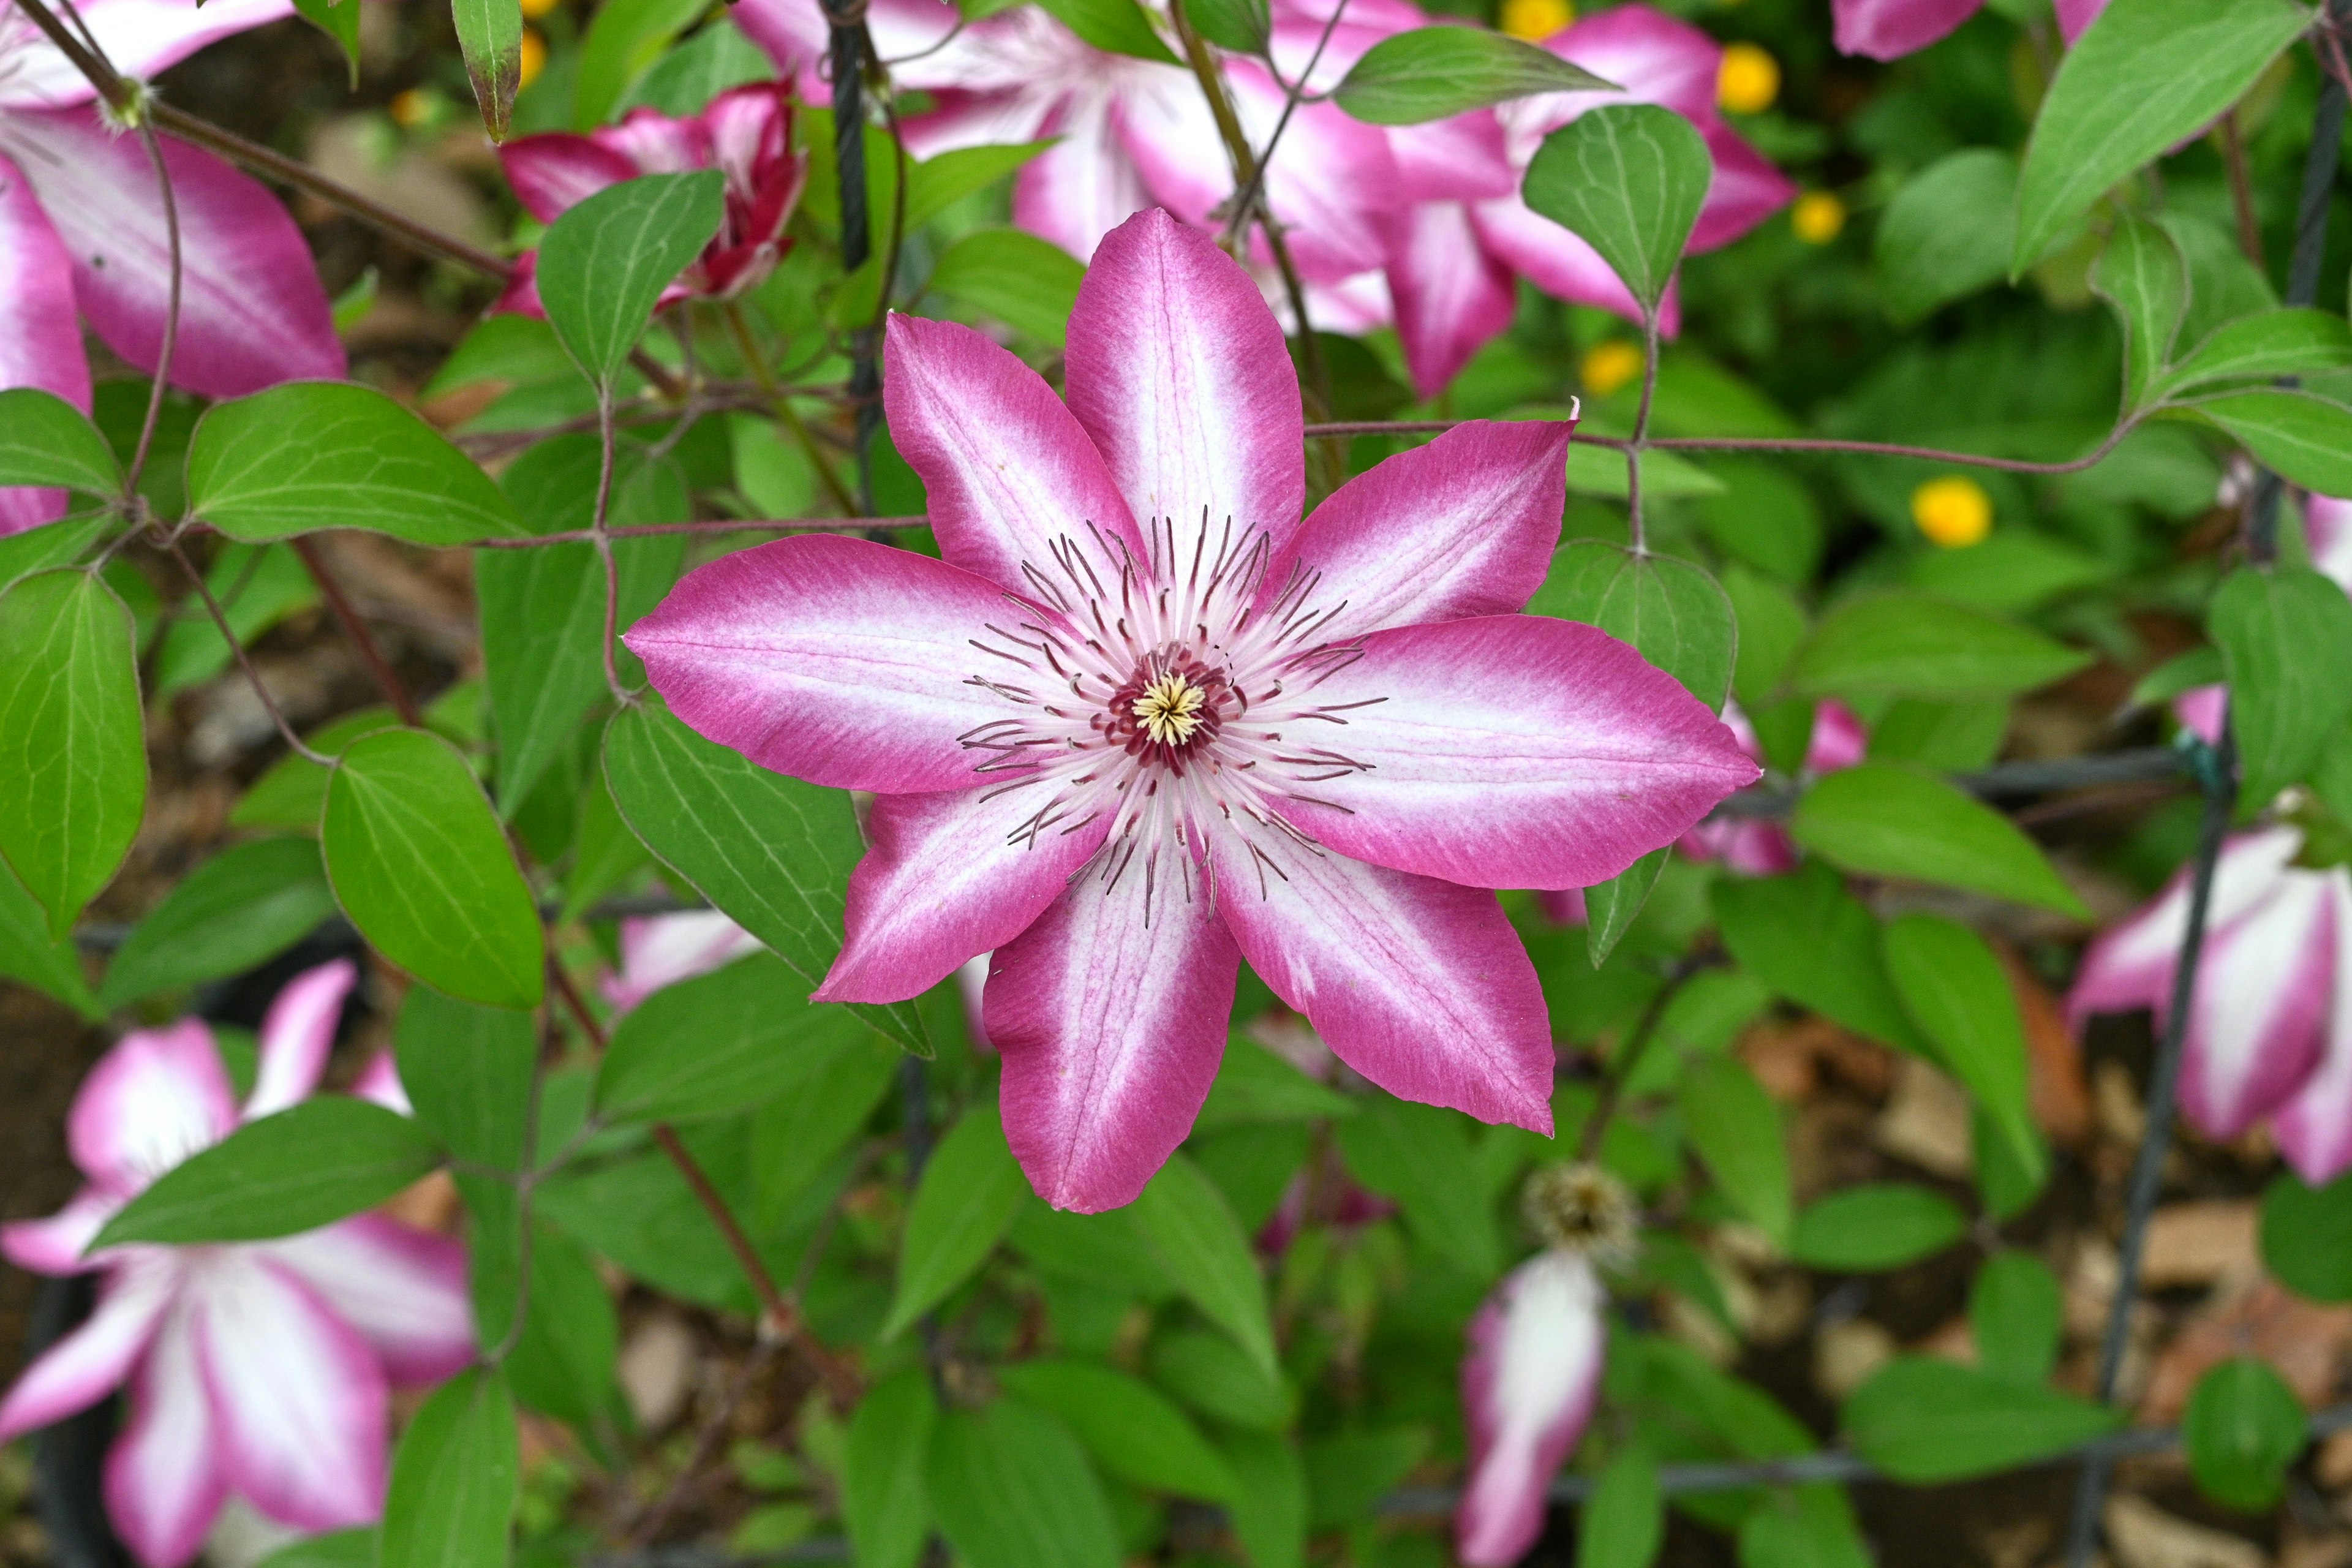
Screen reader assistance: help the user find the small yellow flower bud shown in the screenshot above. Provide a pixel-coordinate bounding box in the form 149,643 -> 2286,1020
1499,0 -> 1574,43
519,28 -> 548,88
1792,191 -> 1846,245
1580,339 -> 1644,398
1912,475 -> 1994,548
519,0 -> 560,20
1716,42 -> 1779,115
388,88 -> 431,128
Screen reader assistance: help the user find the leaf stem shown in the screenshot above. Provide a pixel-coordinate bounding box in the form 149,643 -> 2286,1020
289,537 -> 421,727
1626,302 -> 1662,554
1575,948 -> 1716,1159
164,537 -> 331,765
722,302 -> 862,517
592,391 -> 631,706
125,122 -> 180,499
472,516 -> 922,547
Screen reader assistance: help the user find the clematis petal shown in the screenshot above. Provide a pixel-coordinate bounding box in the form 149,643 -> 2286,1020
625,533 -> 1022,794
1469,197 -> 1675,332
2306,494 -> 2352,593
2066,827 -> 2303,1031
244,958 -> 356,1121
0,1253 -> 176,1441
104,1301 -> 227,1568
1455,1251 -> 1606,1567
1207,835 -> 1554,1132
1385,202 -> 1520,400
260,1216 -> 475,1385
349,1049 -> 412,1115
1017,88 -> 1158,264
70,1021 -> 238,1198
1831,0 -> 1983,59
193,1251 -> 388,1531
1542,4 -> 1719,125
882,313 -> 1145,593
0,0 -> 294,109
496,132 -> 640,225
0,109 -> 343,399
604,910 -> 766,1012
2177,868 -> 2337,1142
1689,126 -> 1797,253
1063,208 -> 1306,571
1,1186 -> 121,1274
1805,698 -> 1870,774
2274,874 -> 2352,1184
817,786 -> 1112,1006
0,148 -> 89,537
989,862 -> 1240,1212
1270,615 -> 1760,891
2055,0 -> 2109,43
1264,421 -> 1568,641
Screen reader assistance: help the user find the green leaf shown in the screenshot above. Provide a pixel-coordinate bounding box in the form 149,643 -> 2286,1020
380,1368 -> 520,1568
2160,308 -> 2352,398
602,699 -> 925,1053
99,837 -> 336,1008
2196,390 -> 2352,495
1222,1430 -> 1307,1568
1195,1036 -> 1355,1130
2011,0 -> 2311,273
1180,0 -> 1267,51
1865,699 -> 2008,772
1134,1151 -> 1280,1377
97,1098 -> 443,1246
394,986 -> 536,1170
537,172 -> 726,384
1723,566 -> 1807,710
1336,26 -> 1614,127
2212,564 -> 2352,807
1711,864 -> 1928,1055
1576,1449 -> 1663,1568
1790,764 -> 2087,916
323,728 -> 546,1010
1010,1202 -> 1177,1298
0,516 -> 107,594
0,388 -> 121,496
2184,1356 -> 2306,1510
1696,464 -> 1822,587
187,382 -> 523,545
928,228 -> 1086,349
254,1529 -> 377,1568
997,1359 -> 1242,1502
1031,0 -> 1177,62
453,0 -> 524,139
1562,442 -> 1724,503
1302,1428 -> 1428,1531
597,952 -> 867,1123
2260,1168 -> 2352,1302
1737,1490 -> 1872,1568
927,1401 -> 1121,1568
886,1104 -> 1028,1336
2090,214 -> 2188,410
1844,1356 -> 2118,1482
1679,1054 -> 1790,1244
1529,540 -> 1734,710
1970,1251 -> 2062,1387
1335,1099 -> 1502,1281
503,1220 -> 621,1427
750,1035 -> 898,1224
0,860 -> 99,1017
1882,913 -> 2042,1182
483,436 -> 687,813
572,0 -> 707,127
1874,149 -> 2017,325
1151,1328 -> 1292,1432
1584,848 -> 1670,968
1789,592 -> 2090,700
153,543 -> 319,698
906,143 -> 1055,232
1520,104 -> 1711,312
0,569 -> 144,939
843,1367 -> 938,1568
1787,1183 -> 1967,1272
230,707 -> 398,832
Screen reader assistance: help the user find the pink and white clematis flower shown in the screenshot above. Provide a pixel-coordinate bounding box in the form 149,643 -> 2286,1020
2176,494 -> 2352,747
601,908 -> 766,1012
0,0 -> 344,535
2070,827 -> 2352,1183
1267,0 -> 1794,396
1678,698 -> 1866,876
1832,0 -> 2106,61
0,960 -> 475,1568
494,83 -> 807,316
627,209 -> 1758,1210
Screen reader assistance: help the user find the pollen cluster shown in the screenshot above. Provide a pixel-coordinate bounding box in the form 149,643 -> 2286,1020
1133,672 -> 1207,746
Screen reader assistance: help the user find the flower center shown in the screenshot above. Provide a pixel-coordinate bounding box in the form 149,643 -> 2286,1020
1133,671 -> 1206,745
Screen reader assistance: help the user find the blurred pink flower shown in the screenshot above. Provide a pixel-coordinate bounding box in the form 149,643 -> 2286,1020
0,0 -> 343,535
0,961 -> 473,1568
627,209 -> 1757,1210
494,83 -> 806,315
601,908 -> 766,1012
1832,0 -> 2106,59
1455,1250 -> 1606,1565
2071,827 -> 2352,1183
2174,495 -> 2352,745
1678,698 -> 1865,875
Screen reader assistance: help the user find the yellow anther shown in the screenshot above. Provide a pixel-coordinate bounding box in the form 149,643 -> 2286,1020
1792,190 -> 1847,245
1912,476 -> 1994,548
1717,42 -> 1779,114
1580,339 -> 1644,398
1499,0 -> 1574,43
1134,673 -> 1206,745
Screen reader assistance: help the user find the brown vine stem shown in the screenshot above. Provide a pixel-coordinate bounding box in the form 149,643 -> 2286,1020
1575,948 -> 1717,1159
126,122 -> 180,497
722,303 -> 863,518
472,516 -> 919,548
164,537 -> 331,765
590,393 -> 632,705
1299,416 -> 2141,475
289,537 -> 422,726
1625,297 -> 1665,554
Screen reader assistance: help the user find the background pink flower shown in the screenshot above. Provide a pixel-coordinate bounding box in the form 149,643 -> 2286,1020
1833,0 -> 2108,60
0,0 -> 344,535
1455,1249 -> 1606,1566
601,908 -> 766,1012
1678,698 -> 1865,875
0,960 -> 473,1568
